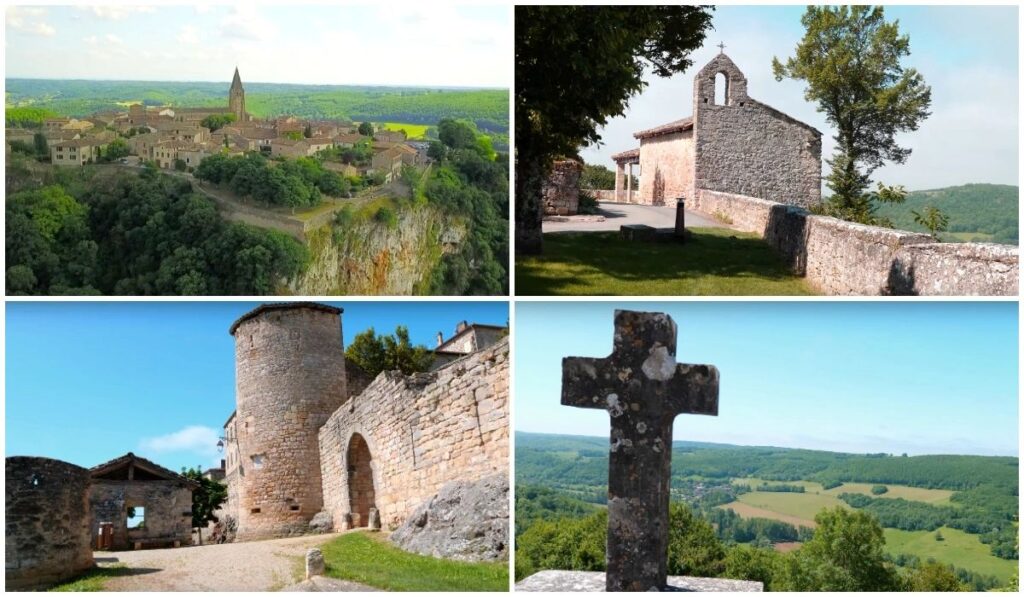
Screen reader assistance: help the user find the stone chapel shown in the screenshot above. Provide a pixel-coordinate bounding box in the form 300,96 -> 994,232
611,53 -> 822,208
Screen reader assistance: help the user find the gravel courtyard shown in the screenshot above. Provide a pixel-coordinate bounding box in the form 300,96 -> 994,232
95,533 -> 368,591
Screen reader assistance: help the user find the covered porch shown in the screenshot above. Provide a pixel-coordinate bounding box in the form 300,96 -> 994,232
611,148 -> 640,203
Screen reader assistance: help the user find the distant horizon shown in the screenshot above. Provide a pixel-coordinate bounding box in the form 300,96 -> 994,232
5,75 -> 506,92
514,430 -> 1020,460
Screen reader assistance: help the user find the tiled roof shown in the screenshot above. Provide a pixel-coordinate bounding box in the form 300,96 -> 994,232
634,117 -> 693,139
611,148 -> 640,161
90,452 -> 199,487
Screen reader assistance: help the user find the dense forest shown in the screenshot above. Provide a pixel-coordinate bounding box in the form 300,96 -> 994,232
515,432 -> 1018,590
5,78 -> 509,136
5,159 -> 308,295
872,184 -> 1018,244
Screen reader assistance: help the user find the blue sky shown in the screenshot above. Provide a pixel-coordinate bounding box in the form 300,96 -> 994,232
5,301 -> 508,472
579,4 -> 1019,191
4,4 -> 509,87
515,301 -> 1019,457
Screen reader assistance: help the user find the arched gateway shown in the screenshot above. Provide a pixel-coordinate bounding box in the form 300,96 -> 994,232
346,433 -> 376,527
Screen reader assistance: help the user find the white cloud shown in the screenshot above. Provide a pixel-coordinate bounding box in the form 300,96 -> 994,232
219,5 -> 277,42
195,6 -> 211,15
177,24 -> 200,45
77,6 -> 155,21
105,33 -> 124,45
140,425 -> 220,458
7,6 -> 56,37
83,35 -> 98,46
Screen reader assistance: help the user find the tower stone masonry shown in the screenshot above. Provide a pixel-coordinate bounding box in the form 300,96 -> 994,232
227,303 -> 348,541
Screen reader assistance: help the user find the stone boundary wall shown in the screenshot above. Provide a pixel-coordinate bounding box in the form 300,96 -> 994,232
542,160 -> 582,216
6,457 -> 94,590
694,189 -> 1019,296
588,189 -> 618,201
318,338 -> 509,530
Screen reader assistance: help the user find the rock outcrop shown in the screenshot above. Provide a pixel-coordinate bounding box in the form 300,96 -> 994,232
389,474 -> 508,562
294,204 -> 466,295
309,511 -> 333,534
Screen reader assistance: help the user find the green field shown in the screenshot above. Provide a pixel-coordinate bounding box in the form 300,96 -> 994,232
732,491 -> 846,526
884,527 -> 1017,583
382,122 -> 430,139
732,478 -> 954,504
516,229 -> 815,295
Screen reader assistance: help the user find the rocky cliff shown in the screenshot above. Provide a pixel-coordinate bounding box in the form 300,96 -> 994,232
291,204 -> 466,296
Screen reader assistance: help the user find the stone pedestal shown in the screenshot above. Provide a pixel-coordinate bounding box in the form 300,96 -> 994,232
305,548 -> 325,579
515,570 -> 763,592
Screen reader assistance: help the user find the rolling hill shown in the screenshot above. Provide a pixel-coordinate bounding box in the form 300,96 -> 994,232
872,183 -> 1018,245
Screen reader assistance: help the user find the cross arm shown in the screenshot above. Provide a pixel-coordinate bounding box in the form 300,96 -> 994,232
664,364 -> 719,416
561,356 -> 613,410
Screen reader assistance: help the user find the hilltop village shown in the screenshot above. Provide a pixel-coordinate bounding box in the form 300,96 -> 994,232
5,68 -> 426,185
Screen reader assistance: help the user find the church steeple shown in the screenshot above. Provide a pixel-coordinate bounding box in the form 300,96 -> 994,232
228,67 -> 246,122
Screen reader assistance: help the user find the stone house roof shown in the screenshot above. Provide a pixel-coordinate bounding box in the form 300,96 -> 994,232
90,452 -> 199,488
634,117 -> 694,140
611,148 -> 640,162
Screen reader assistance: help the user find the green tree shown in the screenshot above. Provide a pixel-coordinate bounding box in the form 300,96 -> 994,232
772,6 -> 932,224
724,545 -> 782,591
666,502 -> 727,577
358,121 -> 374,136
344,325 -> 434,378
774,507 -> 900,591
33,132 -> 49,159
200,113 -> 236,132
180,467 -> 228,546
104,138 -> 131,161
515,6 -> 713,253
911,206 -> 950,240
907,561 -> 967,592
438,118 -> 478,150
303,124 -> 313,138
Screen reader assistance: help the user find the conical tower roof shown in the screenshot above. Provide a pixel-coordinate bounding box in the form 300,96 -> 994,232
231,67 -> 243,90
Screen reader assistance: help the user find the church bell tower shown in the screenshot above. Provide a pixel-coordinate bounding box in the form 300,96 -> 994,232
229,67 -> 247,123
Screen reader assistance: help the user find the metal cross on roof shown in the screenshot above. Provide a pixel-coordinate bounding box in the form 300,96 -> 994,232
717,42 -> 726,54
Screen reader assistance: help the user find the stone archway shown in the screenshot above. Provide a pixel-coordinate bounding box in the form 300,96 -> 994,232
346,433 -> 376,528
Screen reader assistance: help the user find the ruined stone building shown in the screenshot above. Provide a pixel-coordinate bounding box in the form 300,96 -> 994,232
221,303 -> 509,540
611,53 -> 821,208
88,452 -> 197,551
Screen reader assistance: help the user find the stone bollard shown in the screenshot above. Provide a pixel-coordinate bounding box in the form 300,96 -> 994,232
342,512 -> 353,531
305,548 -> 325,579
675,198 -> 687,242
368,507 -> 381,531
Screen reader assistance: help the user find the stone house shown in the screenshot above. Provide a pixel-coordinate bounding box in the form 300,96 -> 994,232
324,161 -> 358,177
333,132 -> 367,148
127,132 -> 161,160
610,53 -> 821,208
432,321 -> 507,370
370,146 -> 404,181
89,452 -> 197,551
373,129 -> 407,143
50,138 -> 106,166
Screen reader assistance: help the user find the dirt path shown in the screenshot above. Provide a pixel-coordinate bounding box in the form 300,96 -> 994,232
98,533 -> 344,591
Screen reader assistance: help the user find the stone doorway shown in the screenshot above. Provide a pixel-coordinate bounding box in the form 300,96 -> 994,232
346,434 -> 376,528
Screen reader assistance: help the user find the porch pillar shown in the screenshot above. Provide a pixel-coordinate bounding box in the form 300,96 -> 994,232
626,163 -> 633,203
614,162 -> 624,202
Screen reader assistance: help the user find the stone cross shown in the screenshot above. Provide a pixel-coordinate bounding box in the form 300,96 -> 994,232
717,42 -> 726,54
562,310 -> 719,591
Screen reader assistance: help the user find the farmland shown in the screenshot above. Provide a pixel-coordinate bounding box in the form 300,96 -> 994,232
884,527 -> 1017,583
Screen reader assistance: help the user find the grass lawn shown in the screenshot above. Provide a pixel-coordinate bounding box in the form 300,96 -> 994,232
48,565 -> 129,591
515,229 -> 814,295
382,122 -> 430,139
884,527 -> 1016,583
320,531 -> 508,591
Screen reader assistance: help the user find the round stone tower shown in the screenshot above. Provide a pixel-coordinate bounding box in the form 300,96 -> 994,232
229,302 -> 348,540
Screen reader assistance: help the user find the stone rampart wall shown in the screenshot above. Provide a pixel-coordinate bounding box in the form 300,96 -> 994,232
694,189 -> 1018,296
89,480 -> 193,550
6,457 -> 94,590
319,338 -> 509,530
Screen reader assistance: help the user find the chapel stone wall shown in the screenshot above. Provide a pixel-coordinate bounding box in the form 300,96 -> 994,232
637,131 -> 695,205
692,54 -> 821,208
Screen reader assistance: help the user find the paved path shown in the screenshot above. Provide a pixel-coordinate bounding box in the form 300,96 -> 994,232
98,533 -> 356,591
543,201 -> 727,233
